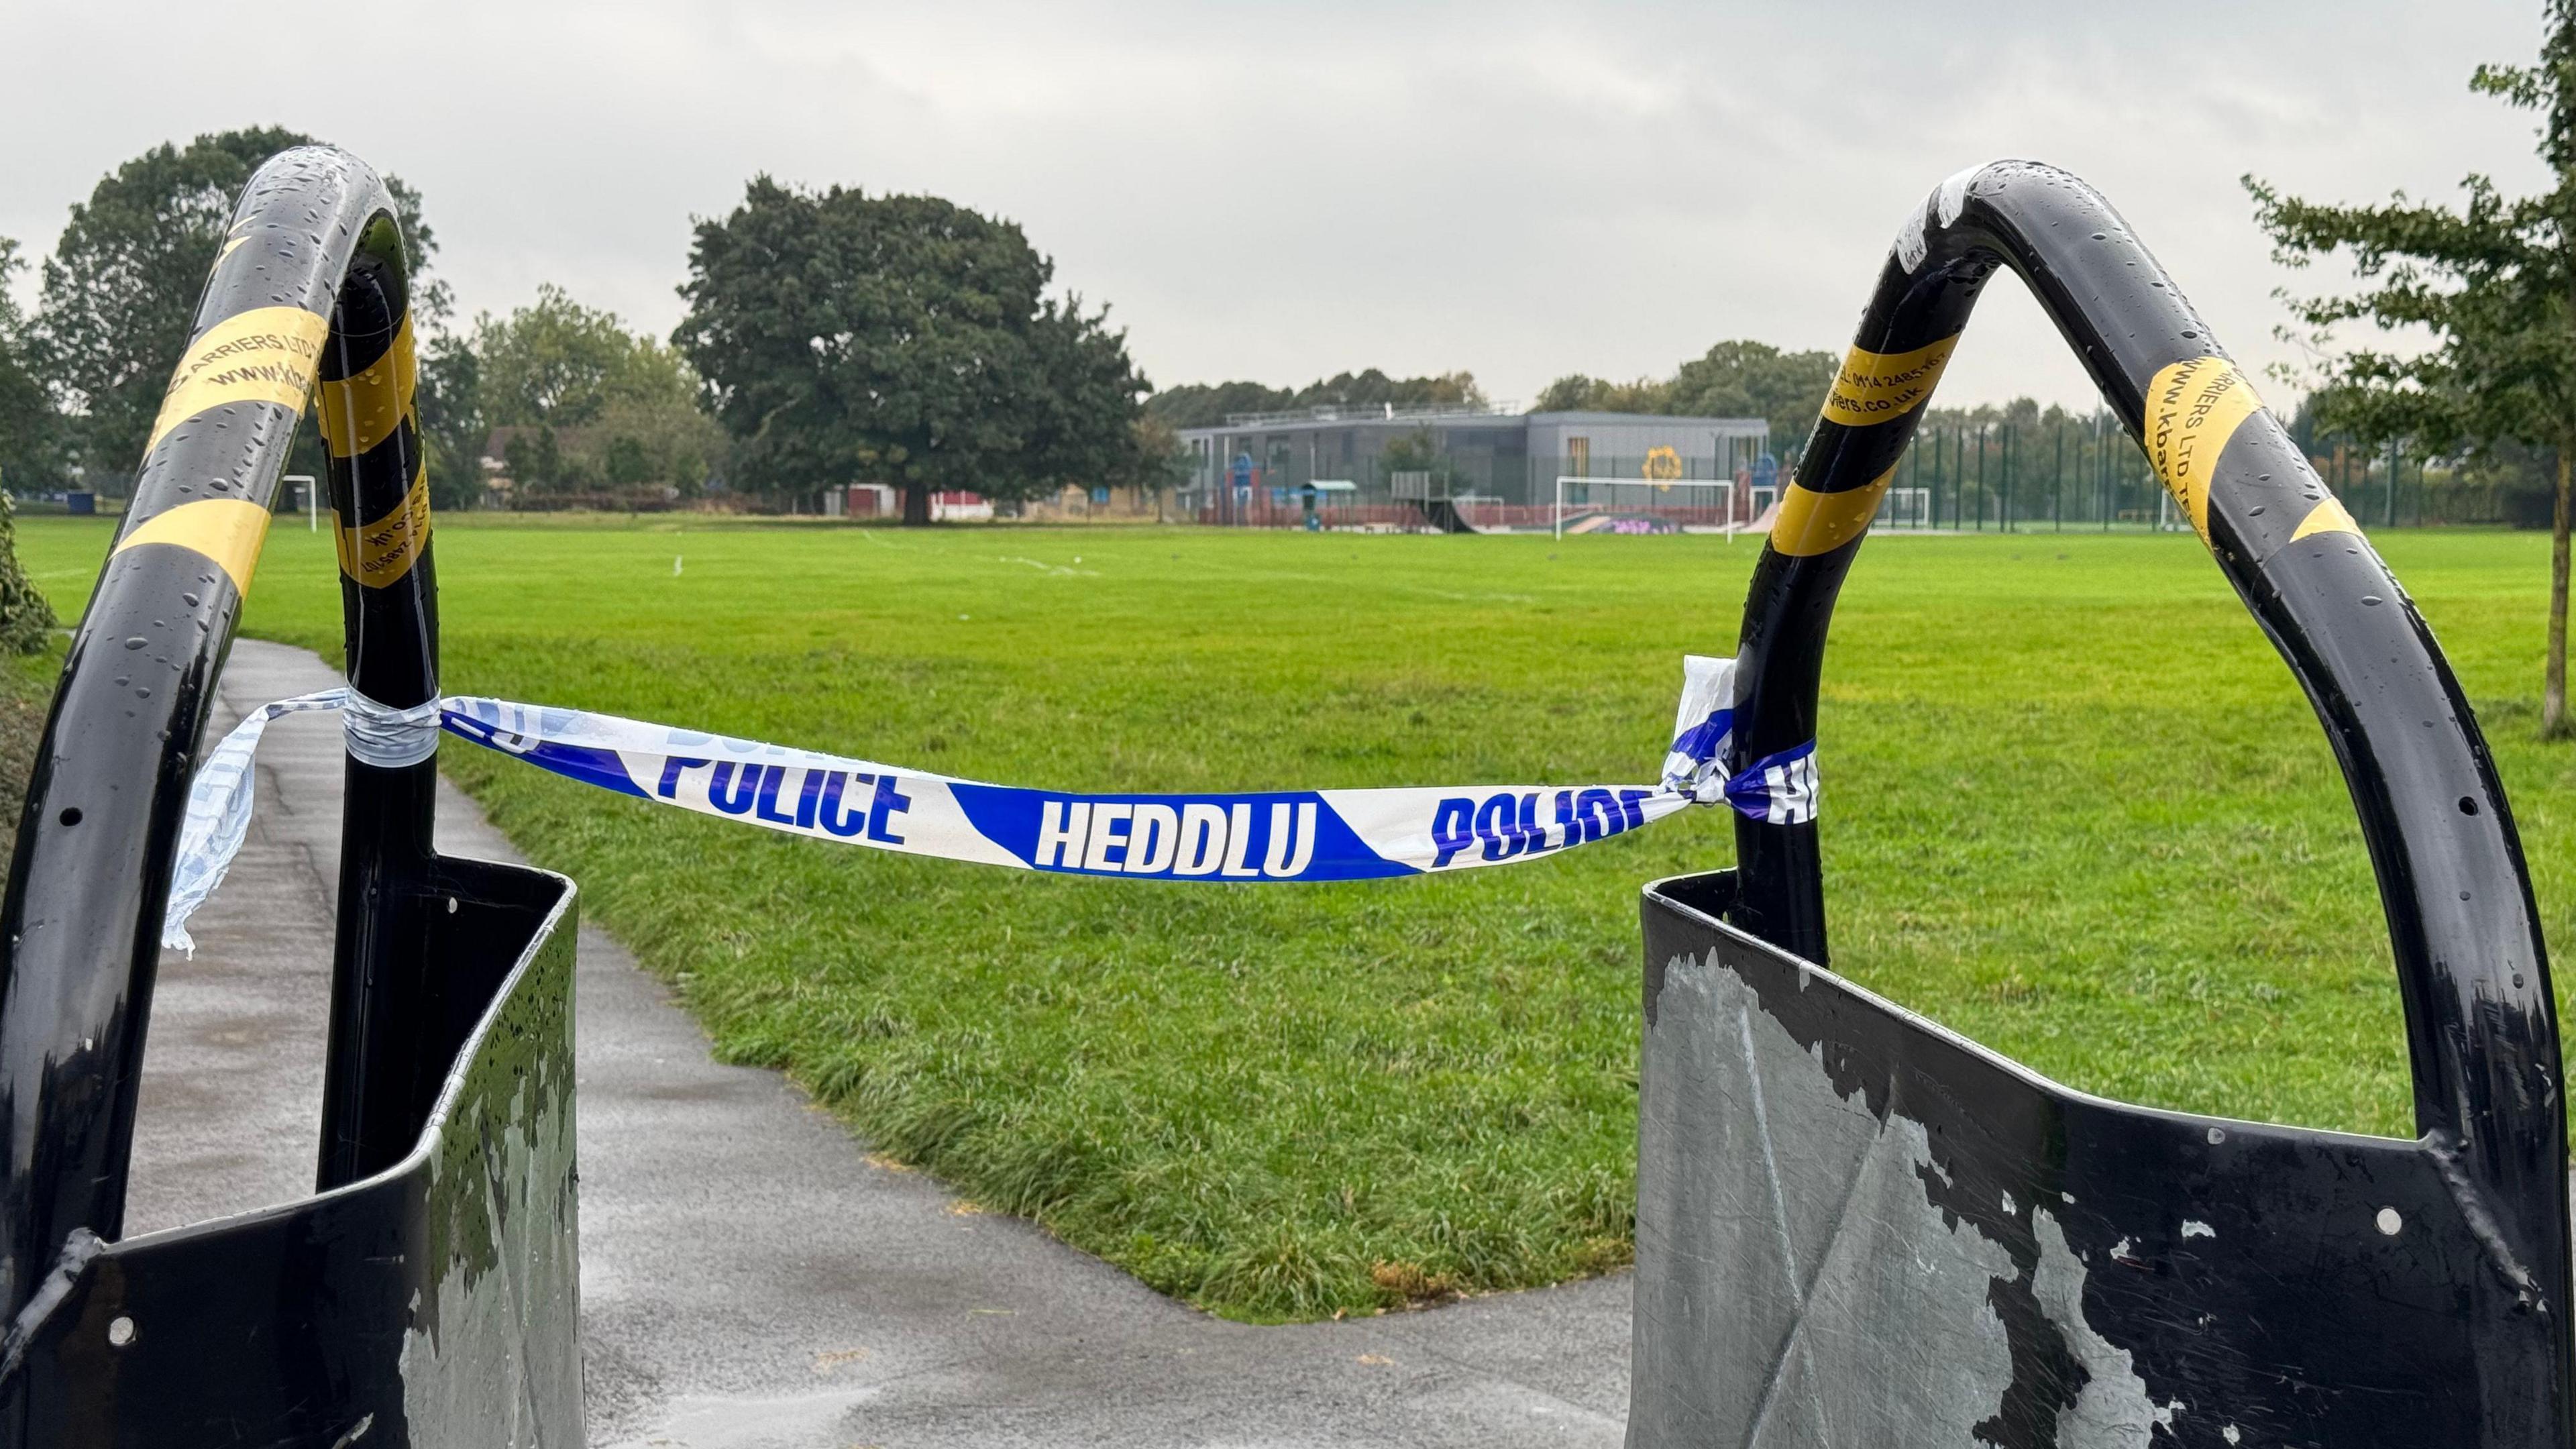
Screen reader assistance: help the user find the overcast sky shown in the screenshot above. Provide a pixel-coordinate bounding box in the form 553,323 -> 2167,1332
0,1 -> 2555,412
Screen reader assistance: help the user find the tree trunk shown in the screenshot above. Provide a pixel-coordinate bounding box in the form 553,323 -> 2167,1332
902,483 -> 930,527
2548,448 -> 2573,739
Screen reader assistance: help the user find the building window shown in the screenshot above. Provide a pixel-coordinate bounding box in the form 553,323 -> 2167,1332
1568,437 -> 1591,477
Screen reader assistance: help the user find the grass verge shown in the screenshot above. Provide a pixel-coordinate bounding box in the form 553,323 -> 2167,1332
16,519 -> 2576,1321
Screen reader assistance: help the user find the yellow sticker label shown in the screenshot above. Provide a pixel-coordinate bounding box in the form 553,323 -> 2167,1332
2142,357 -> 2263,537
1769,470 -> 1894,557
316,312 -> 418,459
1824,336 -> 1957,427
2288,494 -> 2362,542
146,306 -> 329,453
112,498 -> 270,595
337,468 -> 433,588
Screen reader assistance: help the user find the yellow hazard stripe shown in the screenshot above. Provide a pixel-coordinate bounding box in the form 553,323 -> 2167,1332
146,306 -> 329,454
2142,357 -> 2264,539
1823,336 -> 1957,427
316,311 -> 418,459
2289,494 -> 2362,542
112,498 -> 270,595
337,466 -> 433,588
1770,470 -> 1893,557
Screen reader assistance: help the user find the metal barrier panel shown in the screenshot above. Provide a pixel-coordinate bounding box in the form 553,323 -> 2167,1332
0,145 -> 585,1446
1634,160 -> 2575,1446
1637,871 -> 2540,1446
2,857 -> 577,1446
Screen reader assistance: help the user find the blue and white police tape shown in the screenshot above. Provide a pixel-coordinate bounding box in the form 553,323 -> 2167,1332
162,655 -> 1817,951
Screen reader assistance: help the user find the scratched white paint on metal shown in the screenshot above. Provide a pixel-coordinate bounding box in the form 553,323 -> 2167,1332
1630,949 -> 2013,1445
1630,947 -> 2172,1448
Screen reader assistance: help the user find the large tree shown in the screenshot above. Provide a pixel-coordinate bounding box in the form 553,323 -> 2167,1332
677,179 -> 1152,524
476,284 -> 691,427
2249,1 -> 2576,736
415,331 -> 488,511
0,239 -> 62,493
1666,341 -> 1838,453
1019,296 -> 1159,498
34,127 -> 440,481
472,285 -> 724,504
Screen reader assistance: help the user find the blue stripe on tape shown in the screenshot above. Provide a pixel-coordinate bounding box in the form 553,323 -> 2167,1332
1721,741 -> 1818,826
949,786 -> 1416,881
1668,706 -> 1732,765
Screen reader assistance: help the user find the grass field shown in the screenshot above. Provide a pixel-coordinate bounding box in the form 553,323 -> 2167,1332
19,516 -> 2576,1322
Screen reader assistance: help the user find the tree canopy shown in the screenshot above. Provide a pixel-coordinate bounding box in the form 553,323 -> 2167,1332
1535,340 -> 1837,455
2247,0 -> 2576,734
468,285 -> 724,505
1146,370 -> 1484,429
0,240 -> 60,493
676,178 -> 1154,522
476,284 -> 696,427
33,127 -> 439,481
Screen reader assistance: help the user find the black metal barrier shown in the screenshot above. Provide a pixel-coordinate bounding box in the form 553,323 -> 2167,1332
0,148 -> 580,1446
0,145 -> 2558,1446
1633,162 -> 2573,1446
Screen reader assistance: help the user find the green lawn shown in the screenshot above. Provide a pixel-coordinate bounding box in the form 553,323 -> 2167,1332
20,516 -> 2576,1322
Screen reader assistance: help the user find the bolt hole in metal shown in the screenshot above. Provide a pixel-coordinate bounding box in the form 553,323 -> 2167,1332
105,1316 -> 133,1347
56,808 -> 80,827
2460,796 -> 2481,816
2377,1208 -> 2404,1236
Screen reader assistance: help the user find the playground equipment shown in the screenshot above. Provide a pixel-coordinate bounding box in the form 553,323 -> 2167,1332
1631,161 -> 2573,1446
1391,469 -> 1483,533
0,145 -> 2564,1448
0,150 -> 578,1444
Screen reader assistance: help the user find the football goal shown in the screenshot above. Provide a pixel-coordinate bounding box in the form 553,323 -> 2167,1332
1552,477 -> 1743,541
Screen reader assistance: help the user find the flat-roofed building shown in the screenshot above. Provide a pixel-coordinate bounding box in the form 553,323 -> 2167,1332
1176,403 -> 1768,510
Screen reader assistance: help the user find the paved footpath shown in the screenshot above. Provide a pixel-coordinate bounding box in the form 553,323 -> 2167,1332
122,639 -> 1631,1448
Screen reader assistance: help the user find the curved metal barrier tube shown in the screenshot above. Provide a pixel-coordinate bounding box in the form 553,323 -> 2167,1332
0,148 -> 406,1318
1631,160 -> 2571,1446
0,148 -> 578,1446
312,189 -> 445,1191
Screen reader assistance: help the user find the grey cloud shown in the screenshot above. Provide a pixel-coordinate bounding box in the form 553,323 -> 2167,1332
0,0 -> 2548,411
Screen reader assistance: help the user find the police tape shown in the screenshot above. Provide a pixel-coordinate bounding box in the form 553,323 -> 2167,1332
162,655 -> 1817,951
